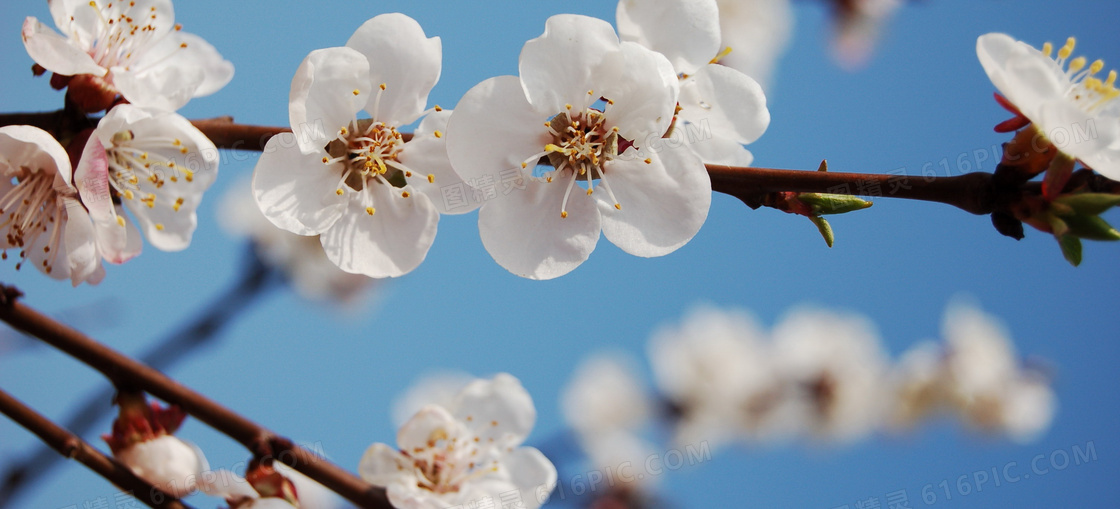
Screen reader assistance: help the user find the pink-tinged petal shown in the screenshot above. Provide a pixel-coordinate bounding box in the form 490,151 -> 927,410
599,144 -> 710,257
358,443 -> 415,488
446,76 -> 551,183
686,135 -> 755,166
62,197 -> 101,286
319,184 -> 439,278
289,47 -> 371,154
477,179 -> 600,280
112,207 -> 144,264
114,436 -> 205,499
976,33 -> 1066,120
600,42 -> 679,142
113,63 -> 203,112
519,14 -> 621,114
452,374 -> 536,446
22,17 -> 105,77
616,0 -> 721,75
503,447 -> 557,509
0,126 -> 73,184
74,136 -> 131,262
346,13 -> 441,126
252,138 -> 347,236
399,109 -> 478,215
394,405 -> 463,453
678,64 -> 769,145
715,0 -> 793,89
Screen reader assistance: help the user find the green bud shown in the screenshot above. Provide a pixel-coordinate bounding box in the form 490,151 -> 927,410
1058,234 -> 1083,267
1053,193 -> 1120,216
810,215 -> 834,248
1064,213 -> 1120,241
798,193 -> 874,215
1047,215 -> 1070,237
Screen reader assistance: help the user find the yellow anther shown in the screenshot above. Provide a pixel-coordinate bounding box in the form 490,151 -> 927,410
434,130 -> 443,138
611,126 -> 619,132
401,191 -> 411,198
565,104 -> 573,110
546,176 -> 553,183
521,162 -> 528,168
560,211 -> 568,218
89,1 -> 97,6
172,139 -> 182,146
710,46 -> 733,64
644,158 -> 652,164
179,146 -> 188,154
116,216 -> 125,227
614,203 -> 621,210
366,207 -> 375,216
353,89 -> 361,96
173,197 -> 184,212
587,90 -> 594,96
155,223 -> 164,231
322,156 -> 329,163
1058,37 -> 1075,60
336,188 -> 344,196
1106,70 -> 1117,88
124,190 -> 134,200
185,170 -> 194,182
586,188 -> 593,196
427,174 -> 435,183
379,83 -> 387,90
434,105 -> 443,112
544,143 -> 566,153
377,159 -> 388,174
1090,59 -> 1105,74
405,171 -> 413,177
1069,57 -> 1087,73
179,42 -> 187,49
340,127 -> 349,136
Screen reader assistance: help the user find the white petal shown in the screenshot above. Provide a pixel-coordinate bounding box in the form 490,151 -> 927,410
398,110 -> 477,214
21,17 -> 105,77
600,42 -> 680,142
252,139 -> 346,235
115,436 -> 205,499
686,134 -> 754,166
678,64 -> 769,145
319,184 -> 439,278
561,353 -> 651,435
446,76 -> 551,184
112,63 -> 203,112
503,447 -> 557,509
715,0 -> 793,89
395,405 -> 463,453
616,0 -> 721,74
289,47 -> 371,154
477,179 -> 600,280
1037,100 -> 1120,176
358,443 -> 416,488
976,33 -> 1066,120
519,14 -> 621,114
599,144 -> 710,257
198,469 -> 257,500
161,31 -> 234,97
62,198 -> 102,286
73,136 -> 131,263
0,125 -> 73,185
346,13 -> 441,126
452,373 -> 536,446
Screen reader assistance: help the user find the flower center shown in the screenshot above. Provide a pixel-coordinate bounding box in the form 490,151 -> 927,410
85,1 -> 181,72
399,428 -> 499,495
0,170 -> 69,274
323,111 -> 433,216
1044,37 -> 1120,114
105,130 -> 195,230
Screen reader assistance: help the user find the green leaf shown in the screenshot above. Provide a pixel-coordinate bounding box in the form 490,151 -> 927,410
798,193 -> 873,215
1053,193 -> 1120,216
1064,214 -> 1120,241
1058,234 -> 1083,267
810,215 -> 834,248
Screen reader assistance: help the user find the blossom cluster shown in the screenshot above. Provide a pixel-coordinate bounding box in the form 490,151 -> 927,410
5,0 -> 231,285
560,302 -> 1056,494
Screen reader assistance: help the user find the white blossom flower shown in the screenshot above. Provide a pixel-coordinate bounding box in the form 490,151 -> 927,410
713,0 -> 793,89
103,394 -> 208,499
561,353 -> 652,436
21,0 -> 233,112
831,0 -> 901,70
447,14 -> 709,279
82,104 -> 219,252
942,303 -> 1056,442
889,340 -> 947,429
0,125 -> 126,285
359,373 -> 557,509
254,13 -> 467,279
648,306 -> 783,447
617,0 -> 771,167
770,308 -> 889,443
977,33 -> 1120,178
220,177 -> 374,303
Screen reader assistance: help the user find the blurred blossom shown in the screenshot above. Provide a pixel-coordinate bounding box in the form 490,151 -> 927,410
359,373 -> 557,509
220,177 -> 374,303
446,14 -> 708,279
21,0 -> 233,112
648,306 -> 782,448
204,462 -> 302,509
771,308 -> 890,443
103,393 -> 208,499
617,0 -> 772,167
562,353 -> 652,436
831,0 -> 901,70
713,0 -> 793,89
579,430 -> 661,493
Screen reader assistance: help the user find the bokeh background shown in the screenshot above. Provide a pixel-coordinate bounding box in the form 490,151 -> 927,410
1,0 -> 1118,507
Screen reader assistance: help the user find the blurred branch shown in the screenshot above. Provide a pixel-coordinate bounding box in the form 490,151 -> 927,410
0,388 -> 191,509
0,283 -> 393,509
0,249 -> 277,507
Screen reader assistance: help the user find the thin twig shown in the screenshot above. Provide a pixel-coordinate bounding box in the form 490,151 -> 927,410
0,284 -> 392,509
0,388 -> 192,509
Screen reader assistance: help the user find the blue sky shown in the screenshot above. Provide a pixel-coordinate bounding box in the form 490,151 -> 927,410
1,1 -> 1118,508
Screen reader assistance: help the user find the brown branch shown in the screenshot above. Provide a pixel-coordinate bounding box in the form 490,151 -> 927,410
0,388 -> 192,509
0,284 -> 392,509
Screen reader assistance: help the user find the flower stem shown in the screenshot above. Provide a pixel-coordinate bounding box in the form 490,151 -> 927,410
0,283 -> 393,509
0,387 -> 192,509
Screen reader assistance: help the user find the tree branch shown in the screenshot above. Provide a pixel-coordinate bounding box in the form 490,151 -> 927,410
0,388 -> 192,509
0,283 -> 392,509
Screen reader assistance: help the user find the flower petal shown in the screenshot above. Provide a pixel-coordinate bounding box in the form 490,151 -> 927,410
502,447 -> 557,509
678,64 -> 769,145
600,42 -> 680,142
715,0 -> 793,89
477,179 -> 600,280
289,47 -> 371,154
395,405 -> 463,453
252,139 -> 346,236
616,0 -> 721,75
62,198 -> 102,286
0,125 -> 73,185
976,33 -> 1066,120
21,17 -> 105,77
346,13 -> 441,126
452,373 -> 536,447
1037,99 -> 1118,173
74,136 -> 132,263
446,76 -> 552,184
159,31 -> 234,98
112,63 -> 204,112
686,134 -> 754,166
357,442 -> 415,489
519,14 -> 621,114
399,109 -> 478,215
599,144 -> 710,256
319,183 -> 439,278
